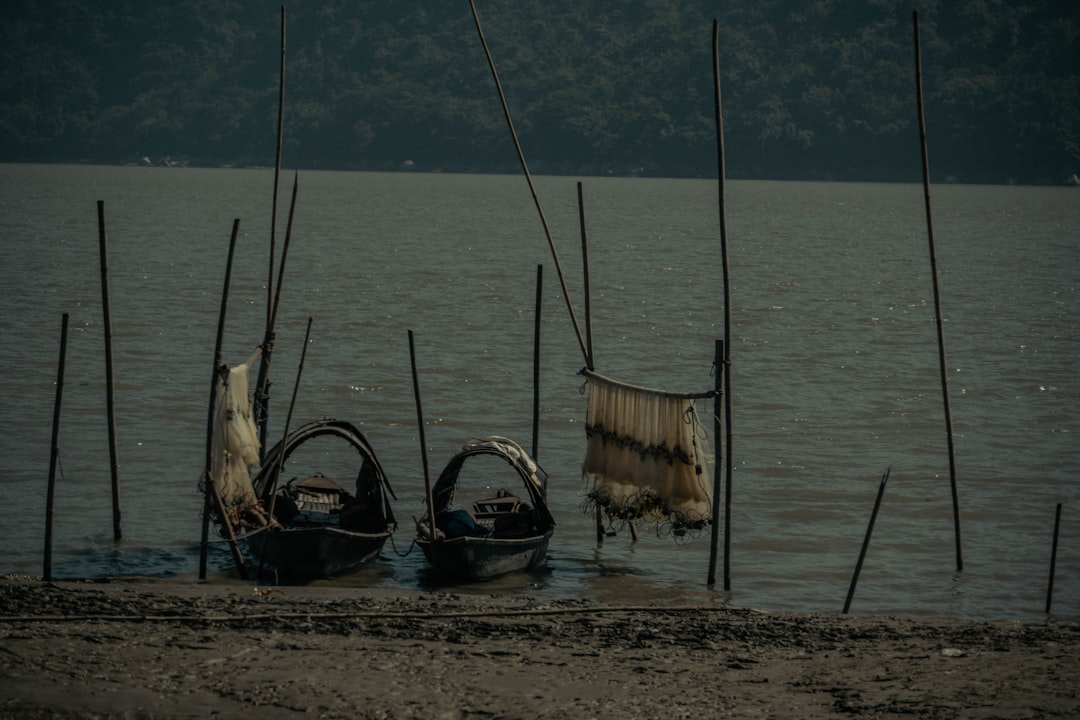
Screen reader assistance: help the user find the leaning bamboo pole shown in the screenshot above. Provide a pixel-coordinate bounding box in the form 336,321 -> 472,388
44,313 -> 70,582
913,11 -> 963,572
198,219 -> 247,580
97,201 -> 122,540
1046,503 -> 1062,614
469,0 -> 588,366
843,468 -> 891,614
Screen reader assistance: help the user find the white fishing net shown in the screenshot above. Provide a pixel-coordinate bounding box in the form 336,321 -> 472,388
209,348 -> 266,529
582,371 -> 712,533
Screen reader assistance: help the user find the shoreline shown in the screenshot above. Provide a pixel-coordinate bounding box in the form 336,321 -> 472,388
2,575 -> 1078,719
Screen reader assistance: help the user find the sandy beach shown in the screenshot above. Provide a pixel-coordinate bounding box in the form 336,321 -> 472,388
1,574 -> 1077,719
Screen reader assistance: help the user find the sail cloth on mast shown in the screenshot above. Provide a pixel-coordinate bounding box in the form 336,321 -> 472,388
209,348 -> 268,530
582,370 -> 714,532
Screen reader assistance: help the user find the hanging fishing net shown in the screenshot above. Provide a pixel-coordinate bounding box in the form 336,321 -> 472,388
207,348 -> 268,530
581,370 -> 713,536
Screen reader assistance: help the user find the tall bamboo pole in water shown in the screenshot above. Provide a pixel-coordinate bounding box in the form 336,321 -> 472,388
913,11 -> 963,572
97,201 -> 122,540
577,183 -> 595,372
268,5 -> 286,331
532,264 -> 542,460
255,173 -> 299,453
409,330 -> 437,565
255,7 -> 290,455
708,19 -> 735,590
44,313 -> 70,582
199,219 -> 247,580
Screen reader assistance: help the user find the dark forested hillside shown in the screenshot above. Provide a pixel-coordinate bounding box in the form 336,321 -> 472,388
2,0 -> 1077,184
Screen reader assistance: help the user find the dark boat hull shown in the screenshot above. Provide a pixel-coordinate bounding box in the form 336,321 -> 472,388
417,529 -> 553,581
247,526 -> 390,580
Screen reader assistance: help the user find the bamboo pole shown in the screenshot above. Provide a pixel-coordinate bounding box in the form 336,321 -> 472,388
913,11 -> 963,572
577,182 -> 595,371
532,264 -> 542,460
258,316 -> 314,579
1046,503 -> 1062,614
267,4 -> 286,332
843,468 -> 891,614
707,340 -> 724,585
198,219 -> 247,580
97,201 -> 122,540
408,330 -> 437,563
575,181 -> 604,544
44,313 -> 70,582
710,19 -> 736,590
254,172 -> 299,454
468,0 -> 588,365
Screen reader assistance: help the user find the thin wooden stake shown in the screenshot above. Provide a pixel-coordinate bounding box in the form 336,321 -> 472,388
532,264 -> 542,460
1046,502 -> 1062,614
198,219 -> 247,580
711,19 -> 736,590
254,172 -> 299,454
914,11 -> 963,572
843,468 -> 891,614
44,313 -> 70,582
707,339 -> 724,585
469,0 -> 588,365
408,330 -> 437,563
577,183 -> 595,371
97,201 -> 122,540
267,4 -> 286,332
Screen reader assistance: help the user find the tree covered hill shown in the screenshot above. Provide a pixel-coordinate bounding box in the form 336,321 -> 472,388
2,0 -> 1077,184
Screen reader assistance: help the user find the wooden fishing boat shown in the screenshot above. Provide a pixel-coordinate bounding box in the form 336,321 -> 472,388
416,436 -> 555,581
248,418 -> 397,580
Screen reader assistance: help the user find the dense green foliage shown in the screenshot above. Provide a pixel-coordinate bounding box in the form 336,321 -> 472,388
2,0 -> 1077,183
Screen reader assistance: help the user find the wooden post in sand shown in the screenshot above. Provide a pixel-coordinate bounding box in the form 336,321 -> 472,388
97,201 -> 122,540
1046,503 -> 1062,614
44,313 -> 70,582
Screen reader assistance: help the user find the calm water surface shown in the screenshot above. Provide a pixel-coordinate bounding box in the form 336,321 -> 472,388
0,164 -> 1076,621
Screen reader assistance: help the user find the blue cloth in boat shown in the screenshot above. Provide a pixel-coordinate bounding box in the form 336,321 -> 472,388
436,509 -> 491,539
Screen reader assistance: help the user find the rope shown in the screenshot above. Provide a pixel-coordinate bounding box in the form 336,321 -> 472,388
386,532 -> 416,558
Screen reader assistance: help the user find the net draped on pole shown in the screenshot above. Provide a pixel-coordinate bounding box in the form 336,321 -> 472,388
208,348 -> 268,530
581,370 -> 714,534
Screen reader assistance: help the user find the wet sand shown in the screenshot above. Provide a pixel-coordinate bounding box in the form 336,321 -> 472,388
1,574 -> 1077,719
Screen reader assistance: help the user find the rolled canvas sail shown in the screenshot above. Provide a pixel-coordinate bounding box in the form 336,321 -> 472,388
582,371 -> 712,531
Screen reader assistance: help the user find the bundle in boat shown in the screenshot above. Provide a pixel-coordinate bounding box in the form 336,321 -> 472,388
582,370 -> 712,533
